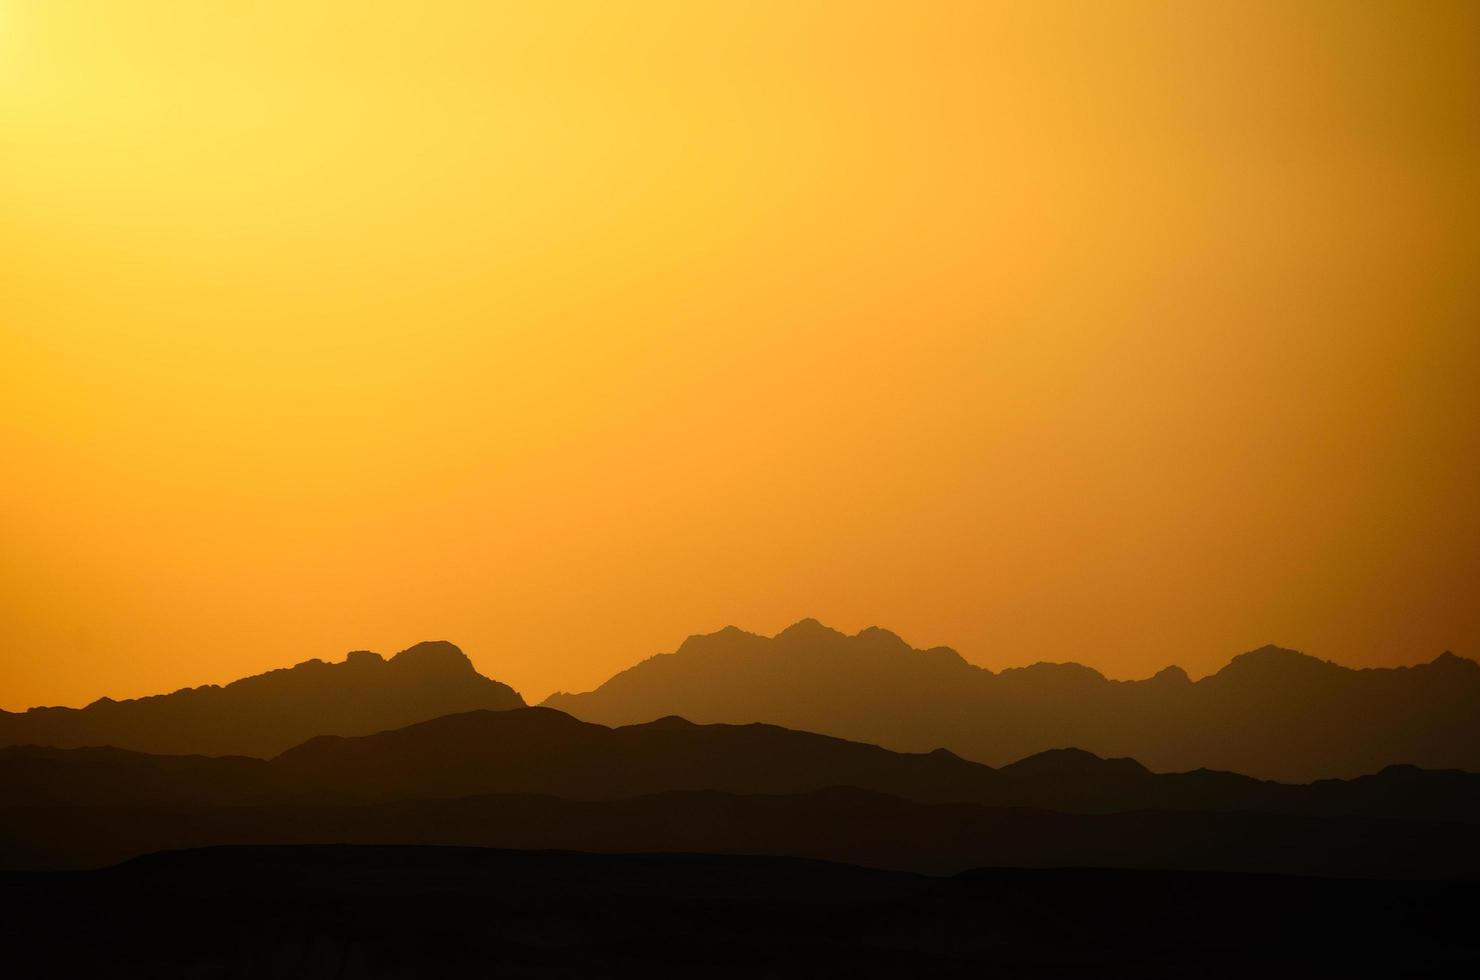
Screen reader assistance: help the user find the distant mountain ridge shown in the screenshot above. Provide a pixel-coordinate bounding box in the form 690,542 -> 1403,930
543,620 -> 1480,781
0,641 -> 524,758
8,705 -> 1480,877
7,707 -> 1479,824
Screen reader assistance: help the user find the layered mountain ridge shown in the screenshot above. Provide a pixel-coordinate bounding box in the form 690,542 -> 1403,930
0,640 -> 524,758
6,623 -> 1476,782
545,621 -> 1480,781
7,706 -> 1479,823
6,706 -> 1480,877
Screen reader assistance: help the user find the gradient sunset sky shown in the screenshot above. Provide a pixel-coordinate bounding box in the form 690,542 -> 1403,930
3,2 -> 1477,710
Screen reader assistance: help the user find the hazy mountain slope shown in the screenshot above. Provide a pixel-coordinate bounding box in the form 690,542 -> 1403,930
0,641 -> 524,758
543,620 -> 1480,781
7,707 -> 1480,824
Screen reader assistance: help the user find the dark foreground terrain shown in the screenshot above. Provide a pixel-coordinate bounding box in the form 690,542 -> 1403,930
8,787 -> 1480,877
2,845 -> 1475,978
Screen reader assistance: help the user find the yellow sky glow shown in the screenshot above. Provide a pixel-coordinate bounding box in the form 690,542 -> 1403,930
2,1 -> 1478,709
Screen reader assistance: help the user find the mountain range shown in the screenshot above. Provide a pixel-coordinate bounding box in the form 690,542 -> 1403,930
8,707 -> 1477,820
6,625 -> 1476,784
545,620 -> 1480,781
0,641 -> 523,758
6,706 -> 1480,876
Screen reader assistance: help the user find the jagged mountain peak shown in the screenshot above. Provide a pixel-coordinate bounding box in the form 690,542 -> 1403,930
1149,665 -> 1191,684
543,624 -> 1480,781
1,641 -> 525,758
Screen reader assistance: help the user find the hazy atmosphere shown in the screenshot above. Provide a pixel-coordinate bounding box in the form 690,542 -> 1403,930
4,1 -> 1478,710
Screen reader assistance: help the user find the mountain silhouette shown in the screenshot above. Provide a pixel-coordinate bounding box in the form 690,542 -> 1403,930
6,707 -> 1479,822
5,788 -> 1480,879
8,707 -> 1480,878
543,622 -> 1480,781
0,641 -> 523,758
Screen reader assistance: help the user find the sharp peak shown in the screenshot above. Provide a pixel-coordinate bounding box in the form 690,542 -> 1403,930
672,624 -> 765,655
1430,650 -> 1477,668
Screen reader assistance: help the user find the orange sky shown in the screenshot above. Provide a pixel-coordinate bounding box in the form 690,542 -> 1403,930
2,1 -> 1478,710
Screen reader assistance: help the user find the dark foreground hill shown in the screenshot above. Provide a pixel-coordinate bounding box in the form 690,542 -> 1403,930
4,788 -> 1479,877
6,707 -> 1480,822
544,620 -> 1480,780
0,641 -> 524,757
2,846 -> 1475,978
